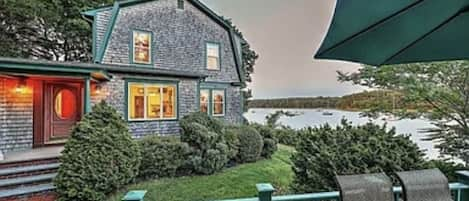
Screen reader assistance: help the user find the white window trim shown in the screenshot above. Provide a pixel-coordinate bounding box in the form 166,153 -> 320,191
132,30 -> 152,65
206,42 -> 220,70
128,82 -> 178,121
211,89 -> 225,117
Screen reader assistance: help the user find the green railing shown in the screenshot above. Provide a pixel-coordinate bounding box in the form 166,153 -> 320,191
215,171 -> 469,201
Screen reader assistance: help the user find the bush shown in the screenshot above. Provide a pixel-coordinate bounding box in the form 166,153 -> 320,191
55,102 -> 141,201
275,126 -> 299,146
138,136 -> 190,179
251,124 -> 278,158
237,126 -> 264,163
291,119 -> 427,193
427,160 -> 467,182
180,113 -> 229,175
223,126 -> 240,160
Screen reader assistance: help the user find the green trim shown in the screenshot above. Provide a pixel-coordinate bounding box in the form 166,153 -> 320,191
130,29 -> 154,66
205,41 -> 222,71
92,17 -> 97,59
124,79 -> 180,122
199,82 -> 227,117
229,29 -> 245,83
177,0 -> 184,10
95,2 -> 120,63
84,78 -> 92,113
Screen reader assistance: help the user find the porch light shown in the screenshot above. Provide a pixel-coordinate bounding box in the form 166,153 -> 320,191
94,84 -> 103,95
15,79 -> 27,94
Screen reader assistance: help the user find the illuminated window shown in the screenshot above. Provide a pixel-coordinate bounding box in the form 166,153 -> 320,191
212,90 -> 225,116
132,30 -> 152,64
200,89 -> 210,114
206,43 -> 220,70
128,83 -> 177,121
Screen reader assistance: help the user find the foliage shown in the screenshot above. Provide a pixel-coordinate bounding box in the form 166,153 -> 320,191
237,126 -> 264,163
291,120 -> 426,193
426,160 -> 467,182
223,126 -> 241,161
180,113 -> 229,175
249,97 -> 340,110
251,123 -> 278,158
338,61 -> 469,164
274,126 -> 300,146
265,110 -> 298,128
0,0 -> 112,61
138,136 -> 190,179
55,102 -> 140,201
107,145 -> 295,201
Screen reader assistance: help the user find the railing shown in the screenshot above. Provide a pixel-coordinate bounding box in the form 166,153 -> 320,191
215,171 -> 469,201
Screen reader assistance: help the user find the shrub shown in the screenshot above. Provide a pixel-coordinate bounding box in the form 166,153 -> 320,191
55,101 -> 141,201
427,160 -> 467,182
223,126 -> 241,160
275,126 -> 299,146
237,126 -> 263,163
138,136 -> 190,179
291,119 -> 427,193
180,114 -> 229,174
251,124 -> 278,158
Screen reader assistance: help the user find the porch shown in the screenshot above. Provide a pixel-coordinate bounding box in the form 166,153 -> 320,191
0,146 -> 63,165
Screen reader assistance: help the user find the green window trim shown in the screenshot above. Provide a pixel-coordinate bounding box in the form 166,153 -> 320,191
130,30 -> 154,66
177,0 -> 184,10
205,42 -> 222,71
199,86 -> 226,117
125,79 -> 179,122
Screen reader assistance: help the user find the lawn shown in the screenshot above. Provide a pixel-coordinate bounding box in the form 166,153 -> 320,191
107,145 -> 295,201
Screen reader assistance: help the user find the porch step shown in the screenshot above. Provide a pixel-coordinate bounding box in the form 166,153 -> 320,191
0,173 -> 57,188
0,183 -> 55,199
0,163 -> 60,177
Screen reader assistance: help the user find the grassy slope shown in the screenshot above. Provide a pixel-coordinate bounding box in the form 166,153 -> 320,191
108,145 -> 294,201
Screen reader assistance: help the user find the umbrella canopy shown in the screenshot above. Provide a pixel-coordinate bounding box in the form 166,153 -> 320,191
315,0 -> 469,66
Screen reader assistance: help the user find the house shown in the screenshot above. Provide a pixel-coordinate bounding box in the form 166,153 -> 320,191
0,0 -> 245,198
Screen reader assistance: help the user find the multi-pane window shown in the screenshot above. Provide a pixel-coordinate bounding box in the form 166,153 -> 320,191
200,89 -> 210,114
212,90 -> 225,116
132,30 -> 152,64
128,83 -> 177,121
206,43 -> 220,70
199,88 -> 225,116
177,0 -> 184,9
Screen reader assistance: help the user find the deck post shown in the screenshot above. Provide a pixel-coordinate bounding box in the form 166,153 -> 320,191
256,183 -> 275,201
457,171 -> 469,201
84,77 -> 92,113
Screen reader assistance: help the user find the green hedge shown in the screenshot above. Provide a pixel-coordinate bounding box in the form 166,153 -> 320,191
237,126 -> 264,163
55,102 -> 141,201
139,136 -> 190,179
251,124 -> 278,158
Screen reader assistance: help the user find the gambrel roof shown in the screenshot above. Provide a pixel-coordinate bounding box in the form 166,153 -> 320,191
82,0 -> 245,83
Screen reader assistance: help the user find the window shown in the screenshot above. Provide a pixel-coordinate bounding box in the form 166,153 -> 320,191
200,89 -> 210,114
212,90 -> 225,116
199,88 -> 225,116
128,83 -> 177,121
206,43 -> 220,70
177,0 -> 184,9
132,30 -> 152,64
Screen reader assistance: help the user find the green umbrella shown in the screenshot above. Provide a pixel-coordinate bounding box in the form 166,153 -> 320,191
315,0 -> 469,66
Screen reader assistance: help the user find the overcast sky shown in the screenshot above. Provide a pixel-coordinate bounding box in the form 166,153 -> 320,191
200,0 -> 366,99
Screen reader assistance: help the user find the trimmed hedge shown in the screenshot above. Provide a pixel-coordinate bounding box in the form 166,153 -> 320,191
291,119 -> 427,193
139,136 -> 190,179
223,126 -> 241,161
274,126 -> 299,146
251,124 -> 278,158
55,102 -> 141,201
237,126 -> 264,163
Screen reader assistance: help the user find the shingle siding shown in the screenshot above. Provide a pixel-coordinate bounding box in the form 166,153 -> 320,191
95,9 -> 113,55
0,79 -> 33,154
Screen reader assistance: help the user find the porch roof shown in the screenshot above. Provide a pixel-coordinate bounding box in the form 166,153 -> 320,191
0,57 -> 207,80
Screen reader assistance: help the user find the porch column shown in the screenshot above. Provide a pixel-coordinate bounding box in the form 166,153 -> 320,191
84,77 -> 92,113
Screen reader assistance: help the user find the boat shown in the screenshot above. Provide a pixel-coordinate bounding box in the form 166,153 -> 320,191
322,111 -> 333,116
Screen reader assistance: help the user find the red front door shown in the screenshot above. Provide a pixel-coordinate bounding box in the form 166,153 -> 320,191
44,82 -> 83,144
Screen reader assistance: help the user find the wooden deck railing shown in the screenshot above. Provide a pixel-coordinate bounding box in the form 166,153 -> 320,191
214,171 -> 469,201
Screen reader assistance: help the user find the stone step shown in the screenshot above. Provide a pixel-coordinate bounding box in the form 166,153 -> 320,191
0,183 -> 55,199
0,173 -> 57,188
0,157 -> 59,169
0,163 -> 60,178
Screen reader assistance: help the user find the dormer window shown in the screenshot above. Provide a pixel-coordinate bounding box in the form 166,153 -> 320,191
206,42 -> 220,70
177,0 -> 184,10
132,30 -> 152,64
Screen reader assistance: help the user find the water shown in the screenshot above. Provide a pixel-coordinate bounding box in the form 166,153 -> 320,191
244,108 -> 441,160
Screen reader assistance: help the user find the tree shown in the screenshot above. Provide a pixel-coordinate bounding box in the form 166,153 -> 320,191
338,61 -> 469,164
0,0 -> 112,61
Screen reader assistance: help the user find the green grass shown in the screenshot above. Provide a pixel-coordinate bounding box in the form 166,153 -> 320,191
108,145 -> 295,201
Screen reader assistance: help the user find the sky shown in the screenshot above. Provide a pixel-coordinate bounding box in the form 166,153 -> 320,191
200,0 -> 367,99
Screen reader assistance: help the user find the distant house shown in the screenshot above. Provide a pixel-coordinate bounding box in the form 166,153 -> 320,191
0,0 -> 245,156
